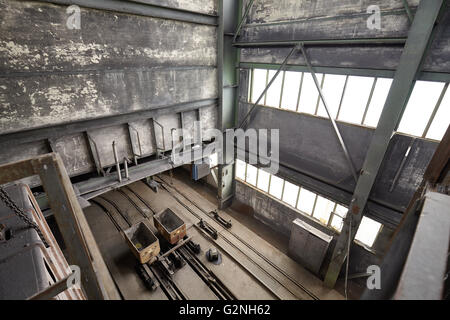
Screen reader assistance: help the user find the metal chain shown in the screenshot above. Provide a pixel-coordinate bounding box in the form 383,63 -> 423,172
0,186 -> 49,247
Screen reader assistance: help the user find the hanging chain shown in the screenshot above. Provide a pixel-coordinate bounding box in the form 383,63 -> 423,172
0,186 -> 49,247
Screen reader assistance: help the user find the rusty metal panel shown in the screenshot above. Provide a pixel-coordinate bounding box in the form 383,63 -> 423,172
154,113 -> 181,151
128,119 -> 155,158
88,125 -> 133,168
50,133 -> 94,176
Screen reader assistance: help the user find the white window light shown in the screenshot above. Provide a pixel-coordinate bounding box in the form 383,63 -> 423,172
265,70 -> 284,108
425,86 -> 449,141
208,153 -> 218,168
397,80 -> 445,137
251,69 -> 268,104
330,204 -> 348,232
297,187 -> 317,215
256,168 -> 270,192
338,76 -> 374,124
282,181 -> 299,207
245,164 -> 258,186
355,216 -> 382,248
313,196 -> 335,225
280,71 -> 302,111
298,72 -> 323,115
269,175 -> 284,199
363,78 -> 393,127
235,159 -> 246,180
317,74 -> 347,119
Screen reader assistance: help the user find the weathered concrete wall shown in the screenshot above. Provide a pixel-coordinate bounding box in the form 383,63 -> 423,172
0,0 -> 218,134
239,0 -> 450,73
0,0 -> 219,181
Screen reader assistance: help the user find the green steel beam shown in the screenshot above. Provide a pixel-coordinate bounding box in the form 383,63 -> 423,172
233,0 -> 255,42
239,62 -> 450,83
218,0 -> 240,209
233,38 -> 407,48
324,0 -> 447,288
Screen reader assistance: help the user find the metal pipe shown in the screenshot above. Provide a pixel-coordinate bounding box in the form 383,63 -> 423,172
233,38 -> 407,48
239,45 -> 299,129
35,0 -> 218,26
299,44 -> 358,182
233,0 -> 255,42
402,0 -> 414,23
112,141 -> 122,183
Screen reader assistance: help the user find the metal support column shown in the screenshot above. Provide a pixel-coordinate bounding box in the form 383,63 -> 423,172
324,0 -> 446,288
217,0 -> 241,209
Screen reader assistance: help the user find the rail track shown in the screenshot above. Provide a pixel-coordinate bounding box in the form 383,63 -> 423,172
154,175 -> 320,300
90,186 -> 236,301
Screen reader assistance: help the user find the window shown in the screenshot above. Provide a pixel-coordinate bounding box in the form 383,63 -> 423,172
265,70 -> 284,107
363,78 -> 393,127
235,160 -> 383,248
330,204 -> 348,232
297,187 -> 316,215
424,85 -> 449,141
338,76 -> 374,124
269,175 -> 284,199
245,164 -> 258,186
317,74 -> 347,119
282,181 -> 299,207
281,71 -> 302,111
235,159 -> 246,180
397,81 -> 446,137
251,69 -> 268,104
298,72 -> 323,114
256,168 -> 270,192
355,216 -> 382,248
313,195 -> 335,225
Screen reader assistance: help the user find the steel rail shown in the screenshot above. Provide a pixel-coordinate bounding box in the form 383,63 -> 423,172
156,176 -> 320,300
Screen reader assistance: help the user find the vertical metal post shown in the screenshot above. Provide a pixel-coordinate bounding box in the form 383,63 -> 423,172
112,141 -> 122,183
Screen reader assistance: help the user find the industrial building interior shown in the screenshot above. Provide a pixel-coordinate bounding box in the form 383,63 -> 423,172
0,0 -> 449,303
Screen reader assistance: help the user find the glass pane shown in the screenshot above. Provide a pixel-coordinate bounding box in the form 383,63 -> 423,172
317,74 -> 347,119
265,70 -> 284,107
397,81 -> 445,137
282,181 -> 299,207
235,159 -> 246,180
297,188 -> 316,215
269,175 -> 284,199
257,168 -> 270,192
209,153 -> 218,168
355,216 -> 382,248
281,71 -> 302,111
313,196 -> 335,225
364,78 -> 393,127
335,204 -> 348,218
245,164 -> 257,186
251,69 -> 267,104
339,76 -> 374,124
331,215 -> 344,232
426,87 -> 449,141
298,72 -> 323,114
